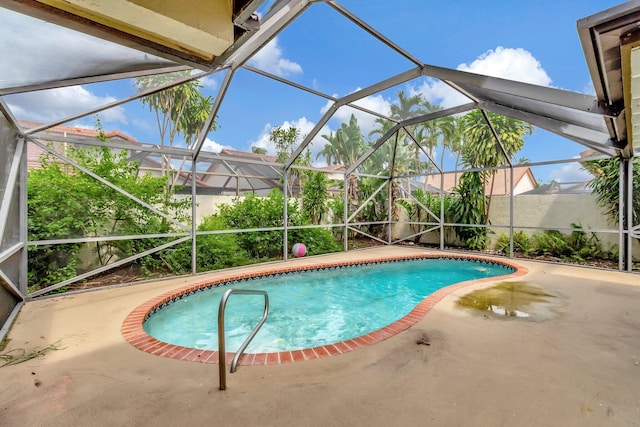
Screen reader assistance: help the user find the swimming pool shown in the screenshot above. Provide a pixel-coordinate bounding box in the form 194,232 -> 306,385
123,254 -> 525,364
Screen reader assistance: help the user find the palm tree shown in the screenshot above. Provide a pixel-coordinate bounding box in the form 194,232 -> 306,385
317,114 -> 366,167
363,134 -> 416,177
370,90 -> 425,142
369,91 -> 425,181
317,130 -> 342,166
390,91 -> 425,120
134,71 -> 214,190
369,116 -> 396,144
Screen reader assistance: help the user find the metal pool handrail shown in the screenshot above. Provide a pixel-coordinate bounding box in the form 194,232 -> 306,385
218,288 -> 269,390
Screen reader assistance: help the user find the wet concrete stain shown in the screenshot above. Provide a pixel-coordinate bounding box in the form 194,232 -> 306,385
456,282 -> 557,320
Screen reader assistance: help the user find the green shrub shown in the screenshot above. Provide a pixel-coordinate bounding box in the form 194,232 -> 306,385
216,190 -> 287,259
301,171 -> 328,224
529,225 -> 614,262
494,231 -> 533,254
160,216 -> 251,273
531,230 -> 569,257
450,172 -> 490,249
27,243 -> 80,290
27,125 -> 192,288
565,224 -> 611,262
328,194 -> 344,224
290,227 -> 340,255
464,230 -> 491,251
216,189 -> 340,259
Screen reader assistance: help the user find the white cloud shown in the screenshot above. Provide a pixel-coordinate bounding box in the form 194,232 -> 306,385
321,92 -> 392,139
198,75 -> 219,90
6,86 -> 127,124
547,161 -> 592,183
458,47 -> 552,85
251,124 -> 275,154
69,122 -> 96,130
132,118 -> 152,131
248,37 -> 302,77
415,46 -> 553,108
411,78 -> 471,109
202,137 -> 229,153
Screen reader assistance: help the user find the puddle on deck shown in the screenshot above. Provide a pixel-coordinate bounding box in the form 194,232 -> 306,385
456,282 -> 558,321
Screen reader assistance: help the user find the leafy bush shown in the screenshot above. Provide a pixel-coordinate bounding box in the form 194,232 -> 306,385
355,177 -> 388,238
301,171 -> 328,224
290,226 -> 340,255
27,131 -> 191,288
531,230 -> 570,257
463,231 -> 491,251
215,189 -> 340,259
216,190 -> 288,259
328,193 -> 344,224
496,224 -> 615,263
159,216 -> 251,273
564,224 -> 613,262
449,171 -> 490,250
494,231 -> 533,254
27,243 -> 79,291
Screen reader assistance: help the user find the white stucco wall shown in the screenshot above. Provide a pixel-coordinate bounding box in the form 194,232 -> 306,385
490,194 -> 609,229
175,195 -> 242,225
176,194 -> 304,226
393,193 -> 639,258
489,193 -> 624,248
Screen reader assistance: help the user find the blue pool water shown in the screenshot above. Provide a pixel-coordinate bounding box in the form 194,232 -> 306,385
143,258 -> 512,353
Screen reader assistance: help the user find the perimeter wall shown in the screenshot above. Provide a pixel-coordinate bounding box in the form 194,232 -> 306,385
394,193 -> 640,257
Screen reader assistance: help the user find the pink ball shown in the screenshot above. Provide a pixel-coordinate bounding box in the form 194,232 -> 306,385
291,243 -> 306,257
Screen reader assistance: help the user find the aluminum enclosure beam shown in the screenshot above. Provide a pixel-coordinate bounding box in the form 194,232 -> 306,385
421,63 -> 606,114
479,101 -> 617,156
0,65 -> 191,96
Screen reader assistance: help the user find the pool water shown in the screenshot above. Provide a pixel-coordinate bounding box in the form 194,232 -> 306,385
143,258 -> 512,353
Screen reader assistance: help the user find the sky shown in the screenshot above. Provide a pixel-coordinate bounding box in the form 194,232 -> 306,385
0,0 -> 627,183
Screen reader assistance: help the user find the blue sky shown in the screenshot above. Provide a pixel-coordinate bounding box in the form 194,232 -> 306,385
2,0 -> 625,183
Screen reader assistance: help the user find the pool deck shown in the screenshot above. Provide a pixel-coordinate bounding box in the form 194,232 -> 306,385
1,246 -> 640,426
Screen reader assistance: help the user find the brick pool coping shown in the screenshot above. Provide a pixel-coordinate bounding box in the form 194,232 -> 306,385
121,254 -> 528,366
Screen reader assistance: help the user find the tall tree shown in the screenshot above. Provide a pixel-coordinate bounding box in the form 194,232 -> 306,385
269,125 -> 309,197
370,92 -> 462,176
449,110 -> 532,249
318,114 -> 366,167
370,90 -> 424,144
459,110 -> 533,217
134,71 -> 214,189
390,91 -> 425,120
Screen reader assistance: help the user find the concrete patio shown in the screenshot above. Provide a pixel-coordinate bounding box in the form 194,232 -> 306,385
1,247 -> 639,427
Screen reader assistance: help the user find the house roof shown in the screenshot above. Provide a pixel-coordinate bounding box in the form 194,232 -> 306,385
424,167 -> 537,196
23,121 -> 289,195
20,120 -> 137,142
22,120 -> 138,169
220,148 -> 276,162
578,1 -> 640,158
521,181 -> 592,195
190,148 -> 282,194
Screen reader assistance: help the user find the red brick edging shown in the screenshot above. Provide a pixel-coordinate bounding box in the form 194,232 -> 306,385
121,254 -> 527,365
